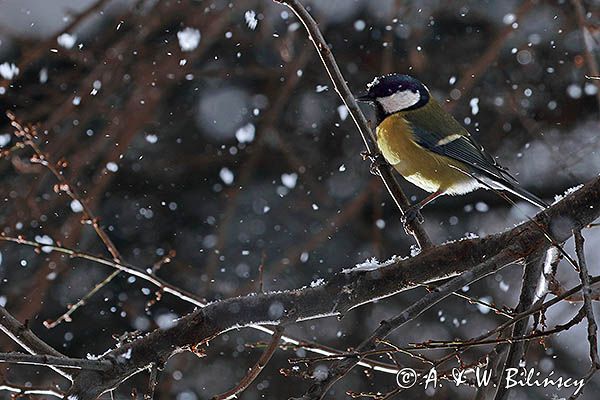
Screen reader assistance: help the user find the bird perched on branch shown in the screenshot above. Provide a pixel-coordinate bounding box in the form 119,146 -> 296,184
356,73 -> 547,223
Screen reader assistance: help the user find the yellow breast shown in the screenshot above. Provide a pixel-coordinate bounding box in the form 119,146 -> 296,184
375,114 -> 474,194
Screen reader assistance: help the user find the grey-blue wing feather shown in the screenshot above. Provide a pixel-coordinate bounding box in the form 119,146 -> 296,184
409,124 -> 518,185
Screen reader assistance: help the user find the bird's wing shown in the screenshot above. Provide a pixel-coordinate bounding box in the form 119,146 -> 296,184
402,102 -> 547,209
410,124 -> 517,183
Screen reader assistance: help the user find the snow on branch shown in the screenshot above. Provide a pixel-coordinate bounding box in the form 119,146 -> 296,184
65,175 -> 600,399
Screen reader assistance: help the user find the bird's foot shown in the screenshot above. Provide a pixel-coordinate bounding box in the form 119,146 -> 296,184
401,205 -> 424,231
360,151 -> 389,176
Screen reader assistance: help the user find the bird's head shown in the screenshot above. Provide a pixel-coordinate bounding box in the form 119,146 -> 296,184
357,74 -> 430,116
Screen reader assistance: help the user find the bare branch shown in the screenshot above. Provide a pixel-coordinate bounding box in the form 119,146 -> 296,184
143,364 -> 158,400
0,306 -> 72,381
492,251 -> 546,400
572,0 -> 600,112
0,352 -> 113,371
0,235 -> 400,375
446,0 -> 535,112
212,326 -> 284,400
64,176 -> 600,400
0,382 -> 64,399
272,0 -> 432,249
569,231 -> 600,399
302,248 -> 516,399
6,112 -> 125,328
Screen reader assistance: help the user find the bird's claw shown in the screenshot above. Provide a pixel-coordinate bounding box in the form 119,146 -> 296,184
401,206 -> 424,231
360,151 -> 389,176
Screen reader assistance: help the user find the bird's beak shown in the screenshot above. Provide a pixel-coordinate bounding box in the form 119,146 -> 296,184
355,92 -> 374,103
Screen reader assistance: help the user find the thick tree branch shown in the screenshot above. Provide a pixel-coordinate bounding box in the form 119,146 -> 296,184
0,306 -> 72,381
303,248 -> 516,399
65,176 -> 600,399
0,236 -> 400,375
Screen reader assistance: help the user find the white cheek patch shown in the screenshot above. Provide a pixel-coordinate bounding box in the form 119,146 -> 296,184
378,90 -> 421,113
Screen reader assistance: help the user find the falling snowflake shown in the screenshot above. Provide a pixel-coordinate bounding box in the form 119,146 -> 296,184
39,68 -> 48,83
34,235 -> 54,253
57,33 -> 77,49
245,10 -> 258,30
177,27 -> 201,52
235,123 -> 255,143
106,162 -> 119,172
281,173 -> 298,189
469,98 -> 479,115
220,167 -> 234,185
70,200 -> 84,213
337,105 -> 348,121
0,134 -> 10,147
0,62 -> 19,80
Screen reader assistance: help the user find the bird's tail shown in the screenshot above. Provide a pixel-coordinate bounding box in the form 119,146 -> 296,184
449,165 -> 549,210
487,179 -> 548,209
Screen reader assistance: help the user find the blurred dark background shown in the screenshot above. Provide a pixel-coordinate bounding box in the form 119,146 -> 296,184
1,0 -> 600,398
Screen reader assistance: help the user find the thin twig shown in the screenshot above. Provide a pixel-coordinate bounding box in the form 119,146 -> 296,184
258,251 -> 266,294
410,307 -> 586,350
273,0 -> 432,249
0,235 -> 401,376
302,248 -> 515,399
0,352 -> 113,371
6,112 -> 126,328
0,382 -> 64,399
492,252 -> 545,400
143,364 -> 158,400
212,326 -> 284,400
572,0 -> 600,113
570,231 -> 600,399
0,306 -> 72,381
446,0 -> 535,112
64,173 -> 600,399
0,236 -> 206,308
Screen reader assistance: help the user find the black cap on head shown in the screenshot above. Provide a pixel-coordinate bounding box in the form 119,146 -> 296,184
365,74 -> 428,99
357,74 -> 430,116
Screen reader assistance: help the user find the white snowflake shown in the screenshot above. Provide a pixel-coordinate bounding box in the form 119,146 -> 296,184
469,97 -> 479,115
70,200 -> 84,213
106,162 -> 119,172
343,255 -> 401,273
57,33 -> 77,49
177,27 -> 201,52
219,167 -> 234,185
366,76 -> 380,89
235,123 -> 255,143
245,10 -> 258,30
337,105 -> 348,121
310,278 -> 325,287
0,62 -> 19,80
0,133 -> 10,147
281,173 -> 298,189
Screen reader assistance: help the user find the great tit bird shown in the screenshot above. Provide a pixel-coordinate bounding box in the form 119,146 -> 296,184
356,74 -> 547,220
